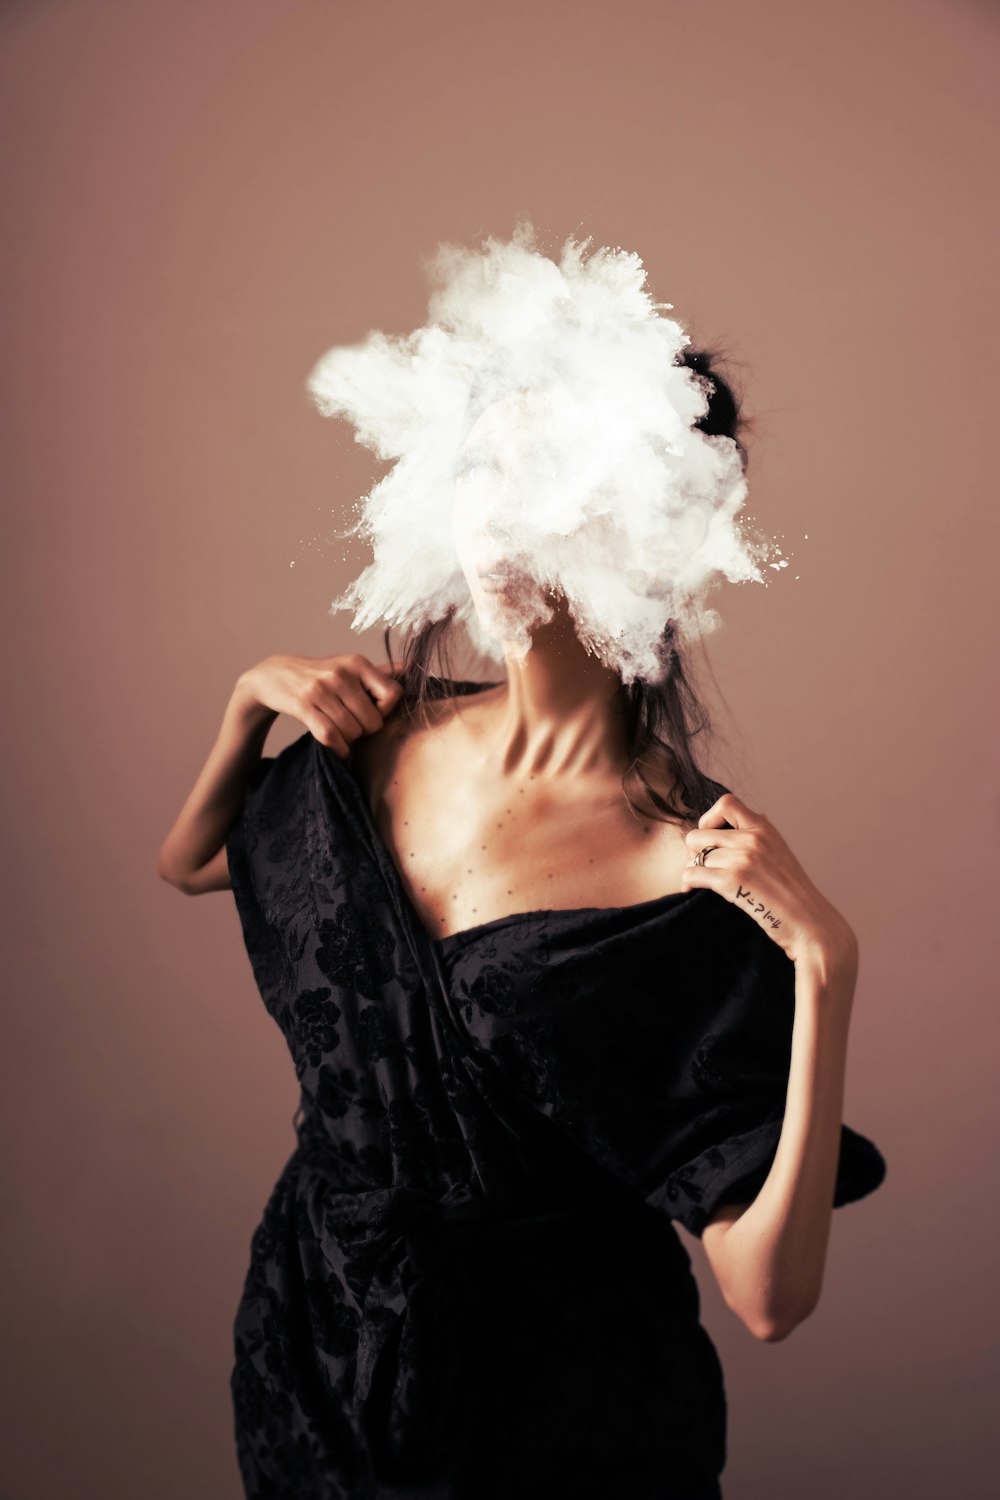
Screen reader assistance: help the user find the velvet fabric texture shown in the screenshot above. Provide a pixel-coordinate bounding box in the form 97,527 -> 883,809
224,678 -> 886,1498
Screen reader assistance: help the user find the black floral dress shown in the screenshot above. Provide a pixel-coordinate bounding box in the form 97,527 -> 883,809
224,678 -> 887,1499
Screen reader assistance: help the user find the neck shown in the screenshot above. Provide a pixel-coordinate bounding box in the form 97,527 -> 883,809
483,597 -> 630,781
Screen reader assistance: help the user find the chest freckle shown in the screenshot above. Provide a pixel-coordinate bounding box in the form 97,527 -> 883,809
363,714 -> 693,936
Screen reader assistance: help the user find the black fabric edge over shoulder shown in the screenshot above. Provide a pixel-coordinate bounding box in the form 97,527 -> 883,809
225,732 -> 316,891
224,752 -> 278,897
224,735 -> 313,1022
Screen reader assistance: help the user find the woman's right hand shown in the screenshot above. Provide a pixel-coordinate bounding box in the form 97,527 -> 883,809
239,653 -> 405,758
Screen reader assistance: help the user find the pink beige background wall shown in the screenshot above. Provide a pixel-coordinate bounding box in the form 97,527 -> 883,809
2,1 -> 996,1496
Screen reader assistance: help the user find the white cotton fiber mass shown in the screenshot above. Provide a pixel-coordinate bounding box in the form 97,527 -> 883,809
305,219 -> 777,685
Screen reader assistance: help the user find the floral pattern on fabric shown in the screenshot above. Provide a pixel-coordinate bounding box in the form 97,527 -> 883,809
224,679 -> 887,1498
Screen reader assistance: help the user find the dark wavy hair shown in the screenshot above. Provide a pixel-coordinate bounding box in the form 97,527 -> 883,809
379,345 -> 753,826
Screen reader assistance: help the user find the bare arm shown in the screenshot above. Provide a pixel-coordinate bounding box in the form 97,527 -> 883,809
154,675 -> 278,894
155,654 -> 403,895
700,940 -> 858,1342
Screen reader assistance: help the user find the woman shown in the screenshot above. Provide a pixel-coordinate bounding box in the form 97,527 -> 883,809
157,351 -> 886,1500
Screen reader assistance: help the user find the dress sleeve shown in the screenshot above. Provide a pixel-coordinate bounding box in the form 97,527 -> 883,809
648,919 -> 888,1238
225,735 -> 311,1025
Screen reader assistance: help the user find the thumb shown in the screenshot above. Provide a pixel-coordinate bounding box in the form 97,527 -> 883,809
360,658 -> 406,710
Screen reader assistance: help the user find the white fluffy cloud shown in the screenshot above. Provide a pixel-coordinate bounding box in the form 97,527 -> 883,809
306,220 -> 776,684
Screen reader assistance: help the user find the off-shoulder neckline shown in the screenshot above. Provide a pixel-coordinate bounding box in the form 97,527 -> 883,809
318,676 -> 709,950
428,887 -> 703,950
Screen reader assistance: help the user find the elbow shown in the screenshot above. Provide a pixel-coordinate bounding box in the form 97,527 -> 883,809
748,1293 -> 820,1343
155,854 -> 194,893
751,1315 -> 796,1343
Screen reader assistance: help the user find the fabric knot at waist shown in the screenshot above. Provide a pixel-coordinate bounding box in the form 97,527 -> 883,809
293,1110 -> 601,1484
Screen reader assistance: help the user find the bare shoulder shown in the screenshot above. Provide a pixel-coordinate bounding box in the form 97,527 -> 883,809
348,682 -> 490,802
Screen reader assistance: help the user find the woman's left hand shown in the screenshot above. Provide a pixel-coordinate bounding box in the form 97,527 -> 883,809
681,792 -> 858,972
